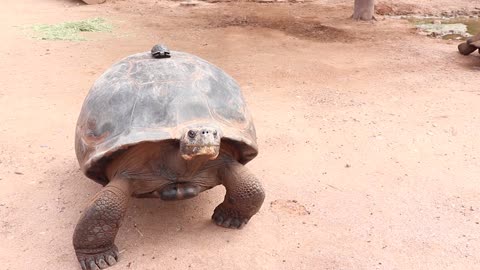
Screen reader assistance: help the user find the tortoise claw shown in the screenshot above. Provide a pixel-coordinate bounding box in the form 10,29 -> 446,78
76,245 -> 119,270
212,204 -> 249,229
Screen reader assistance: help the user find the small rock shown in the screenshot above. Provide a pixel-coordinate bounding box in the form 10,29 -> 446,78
14,172 -> 23,175
180,1 -> 199,6
345,164 -> 351,168
451,127 -> 458,136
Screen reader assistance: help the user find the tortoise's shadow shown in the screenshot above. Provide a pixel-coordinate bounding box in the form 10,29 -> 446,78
456,52 -> 480,70
124,189 -> 224,234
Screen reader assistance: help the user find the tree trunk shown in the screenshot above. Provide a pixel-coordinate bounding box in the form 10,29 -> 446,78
352,0 -> 375,21
82,0 -> 106,4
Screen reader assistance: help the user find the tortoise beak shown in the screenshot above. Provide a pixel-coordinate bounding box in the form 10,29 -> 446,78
181,145 -> 220,160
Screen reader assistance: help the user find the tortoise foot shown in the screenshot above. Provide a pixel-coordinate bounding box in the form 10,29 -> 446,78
76,245 -> 119,270
458,42 -> 477,55
212,204 -> 250,229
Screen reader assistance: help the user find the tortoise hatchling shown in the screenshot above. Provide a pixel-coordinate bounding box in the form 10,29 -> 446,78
151,44 -> 170,58
73,44 -> 265,270
458,32 -> 480,55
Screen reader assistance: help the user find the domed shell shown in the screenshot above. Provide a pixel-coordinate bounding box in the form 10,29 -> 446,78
75,51 -> 258,185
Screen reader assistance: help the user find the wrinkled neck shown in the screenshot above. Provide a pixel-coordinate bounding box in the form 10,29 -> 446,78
176,151 -> 212,177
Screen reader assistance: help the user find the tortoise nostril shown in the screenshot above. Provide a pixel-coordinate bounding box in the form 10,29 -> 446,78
199,129 -> 218,136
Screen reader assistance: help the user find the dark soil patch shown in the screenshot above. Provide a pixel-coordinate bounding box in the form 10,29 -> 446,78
211,14 -> 351,42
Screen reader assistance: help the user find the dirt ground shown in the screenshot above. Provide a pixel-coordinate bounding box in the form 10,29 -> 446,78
1,0 -> 480,269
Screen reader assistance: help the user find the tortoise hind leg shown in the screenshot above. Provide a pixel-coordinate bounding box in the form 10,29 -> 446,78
73,178 -> 131,270
212,162 -> 265,229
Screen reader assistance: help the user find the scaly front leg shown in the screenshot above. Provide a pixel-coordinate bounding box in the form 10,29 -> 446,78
212,161 -> 265,229
73,178 -> 131,270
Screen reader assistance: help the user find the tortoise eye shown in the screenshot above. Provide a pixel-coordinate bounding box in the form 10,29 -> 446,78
188,130 -> 196,138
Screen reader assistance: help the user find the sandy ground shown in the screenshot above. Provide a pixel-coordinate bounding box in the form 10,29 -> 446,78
1,0 -> 480,269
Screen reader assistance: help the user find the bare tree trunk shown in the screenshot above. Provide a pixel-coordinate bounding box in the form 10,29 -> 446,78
352,0 -> 375,21
82,0 -> 106,4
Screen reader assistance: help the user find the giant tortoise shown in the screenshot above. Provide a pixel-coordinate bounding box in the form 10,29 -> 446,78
73,44 -> 265,270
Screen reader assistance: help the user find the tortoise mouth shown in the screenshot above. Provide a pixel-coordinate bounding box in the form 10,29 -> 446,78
181,145 -> 220,160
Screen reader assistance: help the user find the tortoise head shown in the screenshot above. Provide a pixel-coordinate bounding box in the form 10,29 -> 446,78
180,126 -> 221,161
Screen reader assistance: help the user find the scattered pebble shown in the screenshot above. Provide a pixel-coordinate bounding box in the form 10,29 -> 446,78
180,1 -> 199,7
